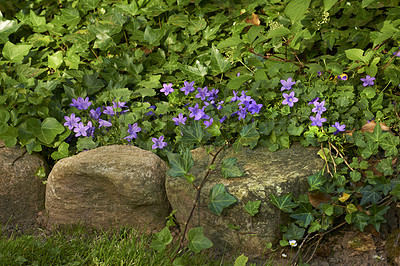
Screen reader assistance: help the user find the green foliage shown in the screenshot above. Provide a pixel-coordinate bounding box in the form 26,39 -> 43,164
208,184 -> 237,215
187,227 -> 213,254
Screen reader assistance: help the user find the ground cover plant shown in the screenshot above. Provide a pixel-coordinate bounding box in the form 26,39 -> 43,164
1,0 -> 400,264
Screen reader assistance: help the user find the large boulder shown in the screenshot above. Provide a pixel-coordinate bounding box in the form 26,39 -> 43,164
46,145 -> 170,232
0,140 -> 47,228
166,143 -> 324,257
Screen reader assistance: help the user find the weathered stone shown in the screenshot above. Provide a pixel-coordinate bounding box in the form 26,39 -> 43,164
166,143 -> 324,257
46,145 -> 170,232
0,140 -> 47,227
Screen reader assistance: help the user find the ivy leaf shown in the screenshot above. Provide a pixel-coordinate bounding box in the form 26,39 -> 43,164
380,134 -> 399,157
287,124 -> 304,136
26,117 -> 65,145
234,254 -> 249,266
233,122 -> 260,151
360,185 -> 382,205
143,26 -> 165,45
324,0 -> 338,11
187,227 -> 213,253
79,0 -> 101,13
227,74 -> 253,90
180,121 -> 204,145
166,149 -> 194,177
365,122 -> 386,144
56,8 -> 80,29
76,137 -> 98,152
208,184 -> 237,215
29,10 -> 46,27
221,157 -> 244,178
151,227 -> 172,252
290,210 -> 314,227
210,44 -> 231,75
0,127 -> 18,147
307,170 -> 325,190
376,157 -> 394,176
345,48 -> 368,63
180,60 -> 207,83
2,41 -> 32,63
285,0 -> 311,25
360,141 -> 378,159
48,51 -> 63,69
51,142 -> 69,160
0,19 -> 20,44
244,200 -> 261,217
283,223 -> 305,240
270,194 -> 298,213
351,212 -> 369,231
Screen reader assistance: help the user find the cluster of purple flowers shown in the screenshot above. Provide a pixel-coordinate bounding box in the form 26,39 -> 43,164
280,78 -> 298,107
64,97 -> 144,144
308,97 -> 345,134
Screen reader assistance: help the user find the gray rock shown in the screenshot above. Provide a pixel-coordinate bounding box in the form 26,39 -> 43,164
46,145 -> 170,232
166,143 -> 324,257
0,140 -> 47,227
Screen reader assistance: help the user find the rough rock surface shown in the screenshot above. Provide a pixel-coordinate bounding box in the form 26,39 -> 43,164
46,145 -> 170,232
166,143 -> 324,257
0,140 -> 47,227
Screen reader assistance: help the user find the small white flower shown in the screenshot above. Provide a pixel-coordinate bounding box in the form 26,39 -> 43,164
373,255 -> 384,260
289,240 -> 297,247
281,253 -> 287,258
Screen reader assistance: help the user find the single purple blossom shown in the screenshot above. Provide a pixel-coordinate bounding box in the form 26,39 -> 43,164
188,103 -> 206,121
98,119 -> 112,128
220,116 -> 227,123
230,90 -> 240,102
195,87 -> 210,101
145,105 -> 156,116
204,118 -> 213,128
280,78 -> 296,91
237,107 -> 247,120
360,75 -> 375,87
237,72 -> 241,77
338,74 -> 348,81
312,100 -> 327,115
393,48 -> 400,57
124,123 -> 141,141
282,91 -> 298,107
317,71 -> 322,76
332,122 -> 346,135
89,107 -> 102,120
172,113 -> 187,125
73,122 -> 89,137
310,114 -> 327,126
161,83 -> 174,95
103,106 -> 115,116
180,81 -> 195,95
207,88 -> 219,101
86,121 -> 95,137
70,97 -> 92,110
308,97 -> 320,105
217,101 -> 224,110
64,113 -> 81,130
248,100 -> 263,114
152,135 -> 167,149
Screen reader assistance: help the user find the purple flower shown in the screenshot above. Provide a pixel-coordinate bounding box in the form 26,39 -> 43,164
112,101 -> 128,114
248,100 -> 262,114
317,71 -> 322,76
220,116 -> 227,123
195,87 -> 210,101
360,75 -> 375,87
332,122 -> 346,135
237,107 -> 247,120
145,106 -> 156,116
393,48 -> 400,57
172,113 -> 187,125
310,114 -> 327,126
64,113 -> 80,130
103,106 -> 115,116
152,135 -> 167,149
312,100 -> 327,115
207,88 -> 219,101
86,121 -> 95,137
282,91 -> 298,107
217,101 -> 224,110
230,90 -> 240,102
204,118 -> 213,128
280,78 -> 296,91
124,123 -> 141,141
308,97 -> 319,105
161,83 -> 174,95
89,107 -> 102,120
180,81 -> 195,95
338,74 -> 348,81
188,103 -> 206,121
98,119 -> 112,128
73,122 -> 89,137
70,97 -> 92,110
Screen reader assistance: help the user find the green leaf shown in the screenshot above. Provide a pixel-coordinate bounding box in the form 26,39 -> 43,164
180,60 -> 208,82
324,0 -> 338,11
233,122 -> 260,151
2,41 -> 32,63
266,27 -> 291,39
188,18 -> 207,35
360,141 -> 378,159
48,51 -> 63,69
217,37 -> 242,49
365,122 -> 386,144
351,212 -> 369,231
208,184 -> 237,215
143,26 -> 165,45
79,0 -> 101,13
116,2 -> 139,16
322,204 -> 334,216
26,117 -> 65,145
188,227 -> 213,253
307,170 -> 325,190
168,13 -> 189,28
180,122 -> 204,145
210,44 -> 231,75
227,74 -> 253,90
51,142 -> 69,160
285,0 -> 311,25
56,8 -> 80,29
287,124 -> 304,136
345,48 -> 368,63
234,254 -> 249,266
29,10 -> 46,27
76,137 -> 98,152
283,223 -> 305,240
290,210 -> 314,227
380,134 -> 399,157
151,227 -> 172,252
166,149 -> 194,177
221,157 -> 245,178
269,194 -> 298,213
371,93 -> 383,112
360,185 -> 382,205
362,0 -> 378,8
0,19 -> 20,44
0,126 -> 18,147
244,200 -> 261,217
376,157 -> 394,176
247,26 -> 264,44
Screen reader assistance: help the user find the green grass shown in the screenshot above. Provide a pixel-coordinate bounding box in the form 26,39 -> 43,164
0,225 -> 236,266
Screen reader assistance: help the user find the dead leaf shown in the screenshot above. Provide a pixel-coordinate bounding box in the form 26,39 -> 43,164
361,120 -> 390,133
308,192 -> 333,208
348,232 -> 376,252
245,13 -> 260,26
